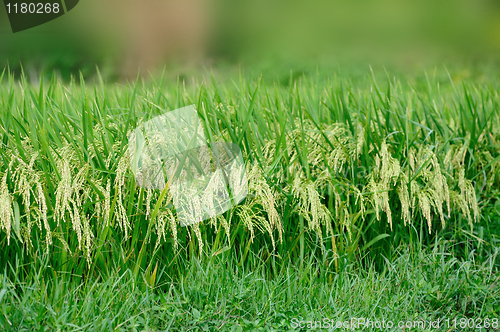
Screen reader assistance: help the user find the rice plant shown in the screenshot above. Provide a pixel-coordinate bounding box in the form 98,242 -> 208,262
0,67 -> 498,282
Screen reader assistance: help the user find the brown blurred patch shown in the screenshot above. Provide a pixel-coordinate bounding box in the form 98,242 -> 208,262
72,0 -> 209,78
121,0 -> 208,77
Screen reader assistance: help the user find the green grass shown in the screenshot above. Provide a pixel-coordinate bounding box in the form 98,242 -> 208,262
1,241 -> 499,331
0,66 -> 499,330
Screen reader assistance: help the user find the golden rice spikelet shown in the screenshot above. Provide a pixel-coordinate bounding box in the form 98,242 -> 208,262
443,147 -> 455,169
342,206 -> 352,241
14,158 -> 33,230
154,210 -> 167,248
368,142 -> 401,230
81,212 -> 94,265
54,159 -> 73,226
368,178 -> 382,222
169,209 -> 178,250
53,232 -> 71,254
417,189 -> 433,234
408,147 -> 416,172
458,168 -> 479,228
453,141 -> 468,167
207,213 -> 230,243
397,176 -> 411,227
12,154 -> 51,247
145,188 -> 153,220
292,175 -> 332,248
115,154 -> 131,238
353,186 -> 366,220
334,190 -> 341,220
356,124 -> 365,158
0,173 -> 13,245
479,151 -> 500,190
218,214 -> 231,243
247,165 -> 283,248
53,145 -> 91,251
236,203 -> 256,243
446,140 -> 479,229
35,181 -> 51,247
155,209 -> 177,250
430,154 -> 450,228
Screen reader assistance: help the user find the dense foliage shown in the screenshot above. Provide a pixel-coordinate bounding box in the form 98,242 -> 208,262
0,69 -> 498,279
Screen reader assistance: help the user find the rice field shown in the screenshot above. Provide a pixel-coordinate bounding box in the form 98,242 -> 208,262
0,67 -> 499,330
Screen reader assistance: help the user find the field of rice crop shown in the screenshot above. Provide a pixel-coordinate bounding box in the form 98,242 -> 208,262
0,67 -> 499,330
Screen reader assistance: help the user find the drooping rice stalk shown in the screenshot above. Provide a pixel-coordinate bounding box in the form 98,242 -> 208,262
0,69 -> 497,272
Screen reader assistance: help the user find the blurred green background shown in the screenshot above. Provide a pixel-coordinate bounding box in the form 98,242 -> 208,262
1,0 -> 500,80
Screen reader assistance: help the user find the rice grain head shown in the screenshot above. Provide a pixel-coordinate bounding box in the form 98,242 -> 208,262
0,173 -> 13,245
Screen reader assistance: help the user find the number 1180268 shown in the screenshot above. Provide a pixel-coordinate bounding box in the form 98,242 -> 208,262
6,3 -> 60,14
